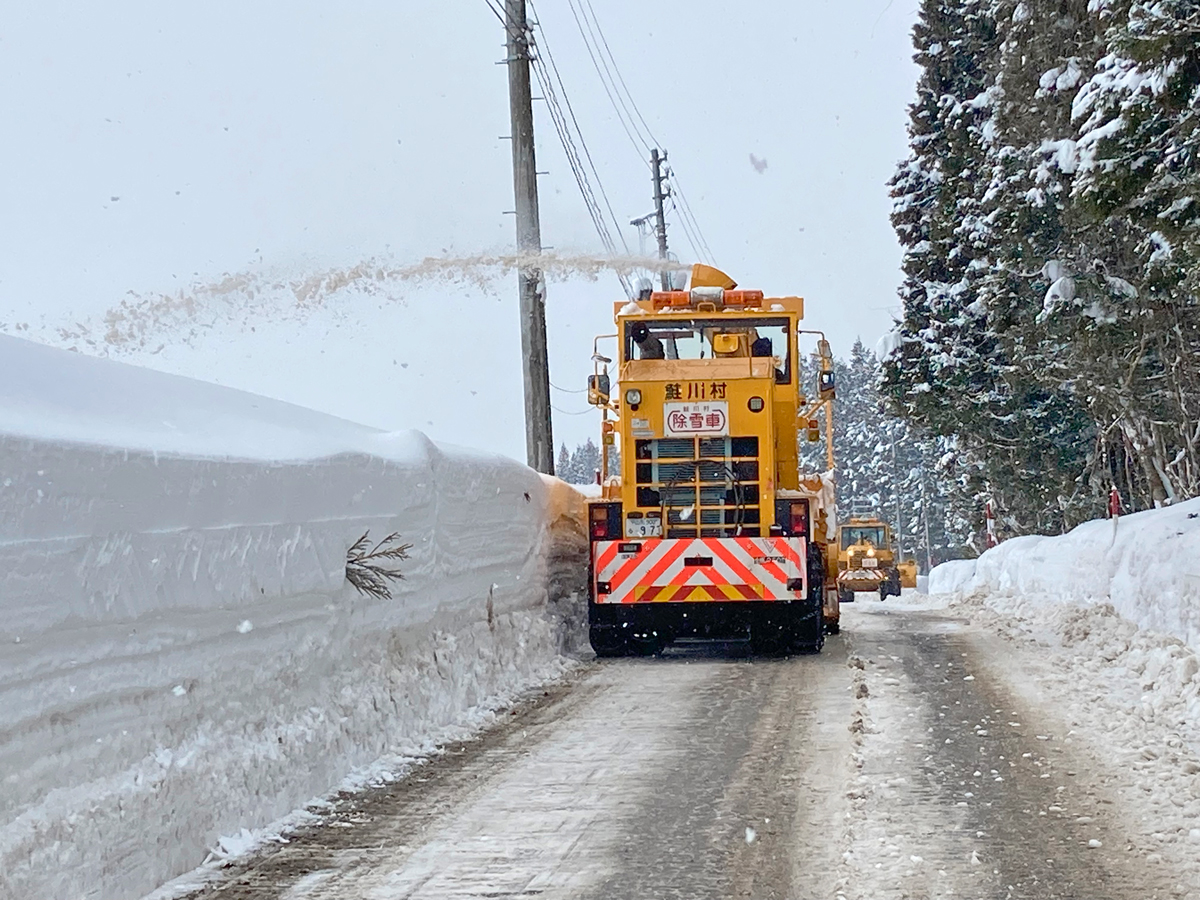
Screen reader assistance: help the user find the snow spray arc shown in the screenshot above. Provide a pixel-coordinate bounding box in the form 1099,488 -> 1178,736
47,252 -> 686,354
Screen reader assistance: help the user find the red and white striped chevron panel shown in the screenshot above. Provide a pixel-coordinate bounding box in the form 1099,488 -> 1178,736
592,536 -> 806,604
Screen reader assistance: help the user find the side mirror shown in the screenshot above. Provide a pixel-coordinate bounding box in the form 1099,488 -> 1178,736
588,372 -> 611,406
819,370 -> 836,399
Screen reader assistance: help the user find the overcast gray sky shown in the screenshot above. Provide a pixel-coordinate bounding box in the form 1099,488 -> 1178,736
0,1 -> 921,461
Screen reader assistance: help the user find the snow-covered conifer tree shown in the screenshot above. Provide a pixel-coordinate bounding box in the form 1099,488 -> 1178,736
801,342 -> 975,564
1061,0 -> 1200,505
556,443 -> 572,482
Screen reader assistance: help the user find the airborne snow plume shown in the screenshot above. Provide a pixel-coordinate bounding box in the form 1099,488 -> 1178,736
39,252 -> 685,355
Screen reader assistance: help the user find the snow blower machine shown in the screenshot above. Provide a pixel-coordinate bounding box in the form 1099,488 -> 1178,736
583,264 -> 841,656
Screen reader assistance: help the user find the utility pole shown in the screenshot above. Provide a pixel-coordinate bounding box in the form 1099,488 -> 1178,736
505,0 -> 554,474
650,148 -> 670,289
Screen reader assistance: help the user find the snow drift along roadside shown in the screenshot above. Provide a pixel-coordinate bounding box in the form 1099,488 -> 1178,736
928,498 -> 1200,652
0,334 -> 586,900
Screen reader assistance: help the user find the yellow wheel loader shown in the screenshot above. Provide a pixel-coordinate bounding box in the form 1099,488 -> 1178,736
835,517 -> 906,602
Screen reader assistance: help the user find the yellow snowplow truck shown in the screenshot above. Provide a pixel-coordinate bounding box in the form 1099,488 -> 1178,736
584,264 -> 838,655
836,517 -> 903,602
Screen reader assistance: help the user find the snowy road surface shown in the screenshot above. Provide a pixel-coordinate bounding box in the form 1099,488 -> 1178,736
161,601 -> 1199,900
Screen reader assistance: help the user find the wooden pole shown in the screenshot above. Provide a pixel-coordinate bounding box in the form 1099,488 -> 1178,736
505,0 -> 554,473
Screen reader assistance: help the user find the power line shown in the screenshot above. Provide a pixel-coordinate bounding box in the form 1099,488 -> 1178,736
562,1 -> 717,265
526,41 -> 634,295
579,0 -> 664,155
491,0 -> 717,268
667,196 -> 702,263
563,0 -> 650,162
482,0 -> 504,24
664,161 -> 713,260
528,3 -> 631,258
666,166 -> 716,263
675,189 -> 714,263
531,51 -> 617,249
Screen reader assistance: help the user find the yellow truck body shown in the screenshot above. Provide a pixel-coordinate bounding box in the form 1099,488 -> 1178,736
584,265 -> 839,654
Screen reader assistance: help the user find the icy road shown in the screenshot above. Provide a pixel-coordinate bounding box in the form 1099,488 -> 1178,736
166,601 -> 1199,900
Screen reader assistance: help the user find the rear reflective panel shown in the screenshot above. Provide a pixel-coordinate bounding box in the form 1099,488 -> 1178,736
591,536 -> 806,603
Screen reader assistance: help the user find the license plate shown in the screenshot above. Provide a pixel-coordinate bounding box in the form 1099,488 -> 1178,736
625,518 -> 663,538
862,557 -> 879,568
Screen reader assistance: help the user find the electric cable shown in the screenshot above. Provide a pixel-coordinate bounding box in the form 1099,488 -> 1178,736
491,0 -> 717,269
568,0 -> 718,264
580,0 -> 663,150
528,3 -> 632,258
666,166 -> 716,262
490,0 -> 632,293
529,47 -> 634,295
563,0 -> 651,161
667,196 -> 703,263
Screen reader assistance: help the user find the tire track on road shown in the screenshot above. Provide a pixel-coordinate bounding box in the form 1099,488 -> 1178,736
843,604 -> 1184,899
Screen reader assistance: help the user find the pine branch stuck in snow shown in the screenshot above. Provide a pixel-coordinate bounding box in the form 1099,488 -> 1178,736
345,530 -> 413,599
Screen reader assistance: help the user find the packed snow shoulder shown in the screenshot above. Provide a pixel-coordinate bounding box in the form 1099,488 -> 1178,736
929,498 -> 1200,652
0,335 -> 583,900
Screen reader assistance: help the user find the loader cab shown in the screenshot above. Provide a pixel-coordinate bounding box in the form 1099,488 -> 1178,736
840,524 -> 887,551
838,519 -> 895,564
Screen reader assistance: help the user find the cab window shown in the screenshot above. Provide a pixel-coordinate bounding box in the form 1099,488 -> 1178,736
841,527 -> 886,549
624,318 -> 791,384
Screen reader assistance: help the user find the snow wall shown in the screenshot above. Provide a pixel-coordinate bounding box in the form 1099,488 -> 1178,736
0,335 -> 588,900
928,498 -> 1200,652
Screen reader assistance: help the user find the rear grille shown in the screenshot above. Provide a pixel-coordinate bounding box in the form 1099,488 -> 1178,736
653,438 -> 697,458
634,437 -> 761,537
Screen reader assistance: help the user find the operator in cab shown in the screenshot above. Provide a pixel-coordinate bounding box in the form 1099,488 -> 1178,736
630,321 -> 665,359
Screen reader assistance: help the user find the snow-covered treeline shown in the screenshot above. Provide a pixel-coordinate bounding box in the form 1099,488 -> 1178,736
555,437 -> 620,486
0,334 -> 582,900
799,340 -> 977,565
882,0 -> 1200,538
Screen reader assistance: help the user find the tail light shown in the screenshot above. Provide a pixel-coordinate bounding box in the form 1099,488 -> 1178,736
774,498 -> 809,537
789,500 -> 809,536
589,502 -> 622,540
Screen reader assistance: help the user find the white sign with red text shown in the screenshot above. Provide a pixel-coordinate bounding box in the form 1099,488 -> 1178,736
663,402 -> 729,436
